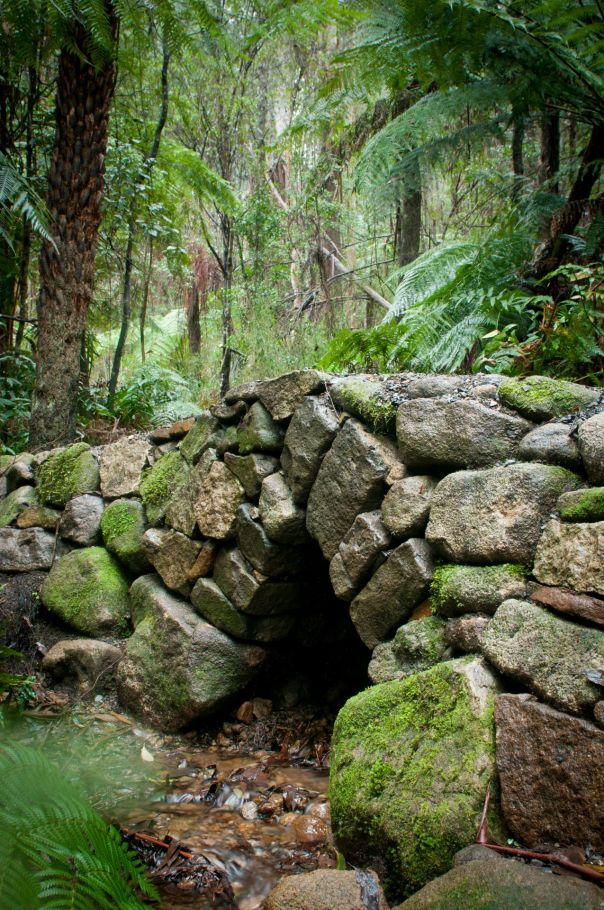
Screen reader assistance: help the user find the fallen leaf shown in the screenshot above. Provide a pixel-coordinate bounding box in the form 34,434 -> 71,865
141,745 -> 155,762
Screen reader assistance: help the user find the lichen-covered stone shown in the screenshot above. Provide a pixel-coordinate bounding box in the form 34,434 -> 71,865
482,599 -> 604,714
281,396 -> 339,504
349,539 -> 434,649
396,399 -> 532,470
251,369 -> 325,421
165,448 -> 216,537
179,411 -> 221,465
330,511 -> 391,602
430,564 -> 528,617
213,546 -> 302,615
237,401 -> 285,455
16,504 -> 61,530
0,485 -> 38,528
330,657 -> 500,901
223,452 -> 278,499
382,475 -> 437,539
391,617 -> 448,671
140,450 -> 189,525
236,504 -> 305,577
558,486 -> 604,522
533,519 -> 604,596
259,471 -> 307,544
498,375 -> 599,421
42,639 -> 122,693
216,423 -> 239,455
307,419 -> 399,561
190,577 -> 251,639
117,575 -> 265,729
59,493 -> 104,545
187,540 -> 218,582
5,452 -> 35,491
426,464 -> 580,564
578,412 -> 604,484
210,399 -> 247,424
395,853 -> 604,910
329,375 -> 398,434
0,527 -> 57,571
99,436 -> 152,498
368,641 -> 404,684
445,615 -> 491,653
195,460 -> 245,540
41,546 -> 130,636
35,443 -> 100,507
495,693 -> 604,851
100,498 -> 149,573
517,422 -> 582,470
142,528 -> 202,596
264,869 -> 388,910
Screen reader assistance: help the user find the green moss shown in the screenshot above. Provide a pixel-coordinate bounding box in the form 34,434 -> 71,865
391,617 -> 447,672
330,659 -> 499,901
558,487 -> 604,522
180,412 -> 220,465
430,564 -> 527,618
498,375 -> 598,421
333,378 -> 397,435
140,451 -> 188,525
36,443 -> 100,507
0,485 -> 38,528
100,499 -> 149,573
40,546 -> 130,636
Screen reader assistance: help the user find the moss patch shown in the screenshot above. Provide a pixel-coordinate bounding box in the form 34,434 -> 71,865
0,485 -> 38,528
430,564 -> 527,618
40,546 -> 130,636
498,376 -> 598,421
329,658 -> 500,901
558,487 -> 604,523
180,412 -> 220,465
331,377 -> 397,435
100,498 -> 149,573
140,451 -> 188,525
36,443 -> 100,507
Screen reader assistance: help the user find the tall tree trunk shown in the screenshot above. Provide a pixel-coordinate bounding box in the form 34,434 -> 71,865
219,218 -> 234,396
185,283 -> 201,354
108,35 -> 170,400
139,236 -> 153,361
29,12 -> 117,449
511,116 -> 524,202
538,111 -> 560,192
15,64 -> 38,352
396,159 -> 422,268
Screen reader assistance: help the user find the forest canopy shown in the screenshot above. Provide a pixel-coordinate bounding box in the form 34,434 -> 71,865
0,0 -> 602,451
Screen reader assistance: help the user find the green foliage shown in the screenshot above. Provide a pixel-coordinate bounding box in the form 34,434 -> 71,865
0,351 -> 35,454
0,152 -> 53,249
317,321 -> 403,372
0,741 -> 158,909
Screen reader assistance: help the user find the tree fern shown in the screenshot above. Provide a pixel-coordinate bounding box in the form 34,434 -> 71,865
0,742 -> 158,909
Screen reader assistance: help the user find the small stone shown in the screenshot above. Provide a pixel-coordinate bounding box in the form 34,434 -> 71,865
210,399 -> 248,423
223,452 -> 278,499
517,422 -> 582,470
558,486 -> 604,522
530,585 -> 604,627
498,375 -> 599,421
213,547 -> 302,615
595,701 -> 604,727
444,615 -> 491,652
59,493 -> 104,546
495,693 -> 604,850
236,504 -> 305,577
368,641 -> 404,684
100,498 -> 149,574
382,475 -> 438,539
255,369 -> 325,421
534,519 -> 604,596
5,453 -> 35,491
43,639 -> 122,693
237,401 -> 285,455
330,511 -> 391,602
259,472 -> 307,544
190,578 -> 250,638
0,485 -> 38,528
281,395 -> 340,504
169,417 -> 196,438
142,528 -> 202,596
482,599 -> 604,714
195,461 -> 245,540
264,870 -> 387,910
235,700 -> 254,723
16,505 -> 61,530
0,527 -> 57,571
99,436 -> 152,498
292,814 -> 328,844
397,398 -> 532,470
149,426 -> 172,443
252,696 -> 272,719
187,540 -> 218,582
430,564 -> 528,617
35,443 -> 100,507
350,539 -> 434,649
578,412 -> 604,484
391,616 -> 448,671
179,412 -> 222,465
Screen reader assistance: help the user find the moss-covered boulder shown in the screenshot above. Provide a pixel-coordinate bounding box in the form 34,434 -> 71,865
0,485 -> 38,528
330,657 -> 501,901
329,375 -> 398,435
430,564 -> 528,617
498,375 -> 598,421
179,411 -> 221,465
140,450 -> 188,525
368,617 -> 448,684
40,546 -> 130,636
35,443 -> 100,507
100,498 -> 149,573
116,575 -> 266,730
558,487 -> 604,522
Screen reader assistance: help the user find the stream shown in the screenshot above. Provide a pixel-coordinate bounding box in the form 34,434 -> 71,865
5,696 -> 337,909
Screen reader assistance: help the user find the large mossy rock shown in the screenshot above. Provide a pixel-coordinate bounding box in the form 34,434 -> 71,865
35,443 -> 100,507
330,657 -> 501,901
430,564 -> 528,617
329,375 -> 398,434
40,546 -> 130,636
116,575 -> 265,730
394,853 -> 604,910
498,375 -> 599,421
100,498 -> 149,573
140,450 -> 188,525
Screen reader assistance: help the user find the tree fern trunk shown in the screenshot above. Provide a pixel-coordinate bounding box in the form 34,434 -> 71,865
29,11 -> 117,449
